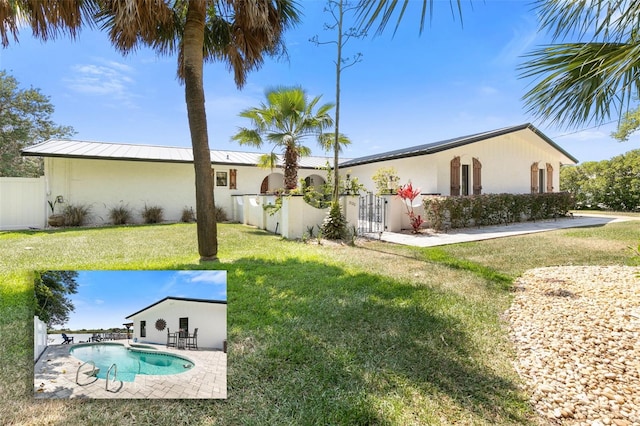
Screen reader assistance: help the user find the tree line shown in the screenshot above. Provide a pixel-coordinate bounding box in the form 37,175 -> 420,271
561,149 -> 640,212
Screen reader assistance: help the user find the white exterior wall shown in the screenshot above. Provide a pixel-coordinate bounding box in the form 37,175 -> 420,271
347,129 -> 569,197
0,177 -> 46,230
129,299 -> 226,350
44,157 -> 326,226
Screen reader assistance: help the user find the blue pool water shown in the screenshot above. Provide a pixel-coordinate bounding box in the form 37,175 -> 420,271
70,343 -> 194,382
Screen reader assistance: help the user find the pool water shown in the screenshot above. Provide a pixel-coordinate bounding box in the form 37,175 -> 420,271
70,343 -> 194,382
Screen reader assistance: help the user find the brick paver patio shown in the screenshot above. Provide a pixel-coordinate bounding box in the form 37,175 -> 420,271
34,340 -> 226,399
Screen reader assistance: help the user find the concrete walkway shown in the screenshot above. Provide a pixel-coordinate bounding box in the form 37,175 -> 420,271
34,340 -> 226,399
364,214 -> 635,248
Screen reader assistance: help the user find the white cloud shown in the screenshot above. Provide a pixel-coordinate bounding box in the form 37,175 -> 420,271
64,58 -> 138,108
94,299 -> 104,305
177,270 -> 227,286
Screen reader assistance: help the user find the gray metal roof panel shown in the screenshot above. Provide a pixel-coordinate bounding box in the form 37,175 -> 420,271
22,139 -> 338,168
338,123 -> 578,167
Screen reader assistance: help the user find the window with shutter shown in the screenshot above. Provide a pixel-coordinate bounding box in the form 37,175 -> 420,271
472,157 -> 482,195
531,162 -> 539,193
450,156 -> 461,196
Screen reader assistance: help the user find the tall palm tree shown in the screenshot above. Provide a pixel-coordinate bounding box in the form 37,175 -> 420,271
2,0 -> 300,261
95,0 -> 300,261
519,1 -> 640,129
232,86 -> 335,191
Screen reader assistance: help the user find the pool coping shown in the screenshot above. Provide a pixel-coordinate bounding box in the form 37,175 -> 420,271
34,339 -> 226,399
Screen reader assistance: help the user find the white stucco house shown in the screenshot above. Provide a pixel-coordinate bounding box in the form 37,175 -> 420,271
126,296 -> 227,350
14,123 -> 577,231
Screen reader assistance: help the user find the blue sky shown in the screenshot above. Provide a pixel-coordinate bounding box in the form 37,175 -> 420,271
1,1 -> 638,164
64,270 -> 227,330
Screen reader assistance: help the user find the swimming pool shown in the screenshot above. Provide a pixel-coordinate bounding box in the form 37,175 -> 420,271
70,343 -> 194,382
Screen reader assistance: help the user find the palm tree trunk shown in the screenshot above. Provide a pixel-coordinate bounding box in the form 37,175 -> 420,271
284,144 -> 299,190
183,0 -> 217,261
332,0 -> 343,203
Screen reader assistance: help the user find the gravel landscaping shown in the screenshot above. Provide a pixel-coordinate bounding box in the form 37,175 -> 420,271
507,266 -> 640,426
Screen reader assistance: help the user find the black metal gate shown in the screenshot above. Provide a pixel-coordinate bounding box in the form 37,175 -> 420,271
358,192 -> 386,235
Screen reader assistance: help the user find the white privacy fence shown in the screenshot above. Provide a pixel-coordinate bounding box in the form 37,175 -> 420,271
0,177 -> 46,230
34,316 -> 48,362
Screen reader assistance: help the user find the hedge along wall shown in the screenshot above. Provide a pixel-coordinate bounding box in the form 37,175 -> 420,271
423,192 -> 575,232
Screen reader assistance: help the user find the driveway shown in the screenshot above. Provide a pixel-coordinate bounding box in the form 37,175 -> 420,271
364,214 -> 634,248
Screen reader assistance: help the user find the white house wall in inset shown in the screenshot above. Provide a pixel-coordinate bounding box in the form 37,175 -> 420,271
127,298 -> 227,350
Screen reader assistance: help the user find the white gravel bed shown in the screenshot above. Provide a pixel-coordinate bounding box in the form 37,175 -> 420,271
506,266 -> 640,426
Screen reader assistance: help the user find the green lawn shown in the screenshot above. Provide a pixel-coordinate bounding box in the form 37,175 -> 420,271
1,221 -> 639,425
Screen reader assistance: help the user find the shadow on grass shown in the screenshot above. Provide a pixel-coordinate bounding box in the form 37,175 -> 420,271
3,256 -> 531,425
178,257 -> 528,424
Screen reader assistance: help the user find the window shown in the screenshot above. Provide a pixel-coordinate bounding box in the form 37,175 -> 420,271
216,171 -> 228,187
140,320 -> 146,338
179,317 -> 189,338
461,164 -> 470,196
538,169 -> 545,194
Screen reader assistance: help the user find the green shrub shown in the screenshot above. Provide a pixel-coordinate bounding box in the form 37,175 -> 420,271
423,192 -> 575,231
215,206 -> 228,222
109,204 -> 133,225
181,207 -> 196,223
141,204 -> 164,224
63,204 -> 92,227
322,201 -> 347,240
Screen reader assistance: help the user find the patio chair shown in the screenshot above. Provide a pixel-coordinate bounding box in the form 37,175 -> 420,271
61,333 -> 74,344
186,328 -> 198,350
166,328 -> 177,348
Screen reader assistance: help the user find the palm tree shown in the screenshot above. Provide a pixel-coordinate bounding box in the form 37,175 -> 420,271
3,1 -> 300,261
519,1 -> 640,130
95,0 -> 300,261
232,86 -> 335,191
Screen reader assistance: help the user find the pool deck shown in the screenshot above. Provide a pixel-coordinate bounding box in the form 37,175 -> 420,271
34,340 -> 226,399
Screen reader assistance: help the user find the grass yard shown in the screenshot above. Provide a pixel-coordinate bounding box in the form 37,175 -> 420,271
1,221 -> 639,425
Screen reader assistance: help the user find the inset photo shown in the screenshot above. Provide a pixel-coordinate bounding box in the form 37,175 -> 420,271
34,270 -> 227,399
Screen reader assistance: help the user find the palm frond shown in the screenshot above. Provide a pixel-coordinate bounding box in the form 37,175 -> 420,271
231,128 -> 263,147
1,0 -> 98,47
257,152 -> 279,170
520,41 -> 640,128
319,132 -> 351,153
355,0 -> 464,36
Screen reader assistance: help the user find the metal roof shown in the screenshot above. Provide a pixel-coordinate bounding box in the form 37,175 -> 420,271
126,296 -> 227,319
339,123 -> 578,167
21,139 -> 336,169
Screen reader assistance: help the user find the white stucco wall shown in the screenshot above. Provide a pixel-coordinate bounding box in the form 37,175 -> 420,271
128,299 -> 227,350
346,129 -> 572,196
44,157 -> 327,226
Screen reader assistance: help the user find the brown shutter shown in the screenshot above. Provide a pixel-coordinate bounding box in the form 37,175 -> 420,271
546,163 -> 553,193
260,176 -> 269,194
472,157 -> 482,195
230,169 -> 237,190
531,162 -> 539,193
450,156 -> 461,196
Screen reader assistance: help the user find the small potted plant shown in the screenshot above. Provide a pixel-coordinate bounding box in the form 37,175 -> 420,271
47,196 -> 65,227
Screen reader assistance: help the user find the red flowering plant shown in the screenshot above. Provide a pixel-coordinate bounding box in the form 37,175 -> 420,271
397,182 -> 425,233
